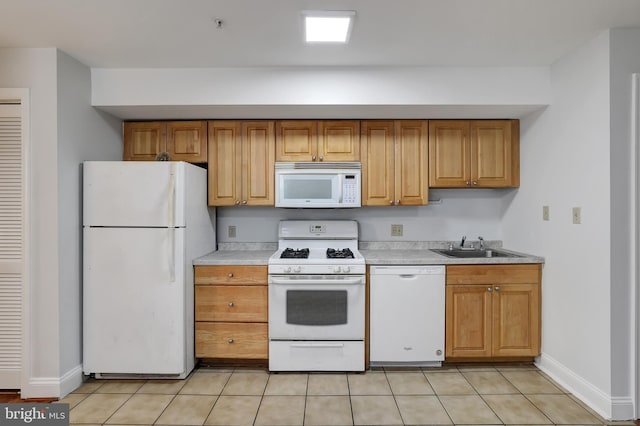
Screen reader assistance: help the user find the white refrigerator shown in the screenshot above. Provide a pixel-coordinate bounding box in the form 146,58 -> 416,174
82,161 -> 215,378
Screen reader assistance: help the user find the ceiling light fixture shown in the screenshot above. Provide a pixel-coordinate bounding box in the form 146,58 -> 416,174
303,10 -> 355,43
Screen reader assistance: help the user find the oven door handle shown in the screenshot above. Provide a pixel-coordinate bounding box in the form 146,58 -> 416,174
269,277 -> 364,285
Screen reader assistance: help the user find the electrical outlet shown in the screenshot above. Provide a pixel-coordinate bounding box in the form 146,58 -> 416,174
543,205 -> 550,221
572,207 -> 581,224
228,225 -> 237,238
391,224 -> 403,237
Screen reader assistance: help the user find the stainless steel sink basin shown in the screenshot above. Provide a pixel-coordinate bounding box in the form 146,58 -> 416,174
431,248 -> 522,258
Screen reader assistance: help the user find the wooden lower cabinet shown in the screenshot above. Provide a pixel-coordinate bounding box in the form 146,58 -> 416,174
194,265 -> 268,360
445,264 -> 541,360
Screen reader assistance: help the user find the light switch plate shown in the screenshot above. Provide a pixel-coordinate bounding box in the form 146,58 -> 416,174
543,205 -> 550,221
572,207 -> 581,224
391,224 -> 403,237
228,225 -> 237,238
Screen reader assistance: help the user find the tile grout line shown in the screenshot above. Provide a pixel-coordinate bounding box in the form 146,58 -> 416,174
194,369 -> 232,426
420,367 -> 456,426
383,370 -> 406,426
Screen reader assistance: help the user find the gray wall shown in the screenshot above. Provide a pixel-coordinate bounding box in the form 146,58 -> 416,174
609,27 -> 640,413
216,189 -> 513,244
56,50 -> 122,382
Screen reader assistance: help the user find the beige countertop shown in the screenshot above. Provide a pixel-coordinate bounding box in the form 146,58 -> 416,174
193,242 -> 544,266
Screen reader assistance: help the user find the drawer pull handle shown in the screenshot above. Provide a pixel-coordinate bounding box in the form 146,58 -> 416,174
228,338 -> 234,344
228,302 -> 234,307
228,273 -> 233,278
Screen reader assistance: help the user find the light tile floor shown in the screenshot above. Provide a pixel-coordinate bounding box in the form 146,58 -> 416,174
60,364 -> 636,426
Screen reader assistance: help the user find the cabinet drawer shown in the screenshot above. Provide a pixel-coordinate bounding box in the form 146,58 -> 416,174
446,264 -> 541,285
195,322 -> 268,359
195,285 -> 268,322
194,265 -> 267,285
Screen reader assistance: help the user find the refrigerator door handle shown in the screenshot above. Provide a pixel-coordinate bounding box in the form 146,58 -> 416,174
168,163 -> 176,283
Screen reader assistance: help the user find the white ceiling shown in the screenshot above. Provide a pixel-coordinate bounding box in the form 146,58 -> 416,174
2,0 -> 640,68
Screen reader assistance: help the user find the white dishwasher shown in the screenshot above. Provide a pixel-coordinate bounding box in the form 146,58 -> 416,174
370,265 -> 445,366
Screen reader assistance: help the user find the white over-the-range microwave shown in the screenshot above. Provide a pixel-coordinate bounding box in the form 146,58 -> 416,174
275,162 -> 361,208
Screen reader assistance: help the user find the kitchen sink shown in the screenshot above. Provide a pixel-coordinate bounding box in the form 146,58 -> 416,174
431,248 -> 522,258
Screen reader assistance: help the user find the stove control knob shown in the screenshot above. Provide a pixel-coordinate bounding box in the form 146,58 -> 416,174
334,266 -> 342,273
343,266 -> 351,273
285,266 -> 292,273
293,266 -> 302,273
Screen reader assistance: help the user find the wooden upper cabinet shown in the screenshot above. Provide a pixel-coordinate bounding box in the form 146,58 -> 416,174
361,121 -> 395,206
395,120 -> 428,206
428,121 -> 470,187
429,120 -> 519,188
318,121 -> 360,161
361,120 -> 428,206
123,121 -> 207,162
207,120 -> 275,207
123,122 -> 165,161
166,121 -> 208,162
242,121 -> 275,206
275,120 -> 317,161
275,120 -> 360,162
208,121 -> 241,206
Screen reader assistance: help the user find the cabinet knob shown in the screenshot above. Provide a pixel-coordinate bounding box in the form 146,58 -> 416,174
466,181 -> 471,186
389,200 -> 394,205
234,200 -> 240,205
319,156 -> 323,161
495,286 -> 500,291
242,200 -> 247,205
228,338 -> 234,344
488,287 -> 493,292
396,199 -> 401,205
312,155 -> 317,161
228,273 -> 233,278
473,181 -> 478,185
228,302 -> 234,307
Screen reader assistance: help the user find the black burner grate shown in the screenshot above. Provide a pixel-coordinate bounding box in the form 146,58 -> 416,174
326,248 -> 355,259
280,248 -> 310,259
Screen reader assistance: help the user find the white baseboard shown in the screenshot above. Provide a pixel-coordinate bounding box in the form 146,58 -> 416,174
537,353 -> 635,421
24,364 -> 84,400
59,365 -> 84,398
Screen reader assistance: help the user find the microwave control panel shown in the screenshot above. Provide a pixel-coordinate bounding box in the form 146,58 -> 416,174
343,175 -> 359,204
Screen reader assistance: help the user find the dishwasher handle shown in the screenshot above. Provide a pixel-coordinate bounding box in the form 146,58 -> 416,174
370,265 -> 445,275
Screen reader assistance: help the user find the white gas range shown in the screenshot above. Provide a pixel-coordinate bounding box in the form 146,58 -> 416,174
268,220 -> 366,372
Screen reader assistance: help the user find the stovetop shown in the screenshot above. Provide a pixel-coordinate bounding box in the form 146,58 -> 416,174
268,220 -> 365,274
279,247 -> 356,260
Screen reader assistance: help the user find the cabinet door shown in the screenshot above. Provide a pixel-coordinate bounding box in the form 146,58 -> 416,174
395,120 -> 428,205
317,120 -> 360,161
360,121 -> 395,206
208,121 -> 242,206
445,284 -> 492,358
166,121 -> 207,162
470,120 -> 513,187
275,120 -> 317,161
428,120 -> 470,187
123,122 -> 165,161
492,283 -> 540,357
242,121 -> 275,206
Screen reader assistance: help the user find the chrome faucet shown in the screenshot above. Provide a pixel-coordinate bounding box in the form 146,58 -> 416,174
478,236 -> 485,250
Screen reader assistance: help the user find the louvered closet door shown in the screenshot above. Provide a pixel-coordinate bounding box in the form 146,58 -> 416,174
0,104 -> 23,388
